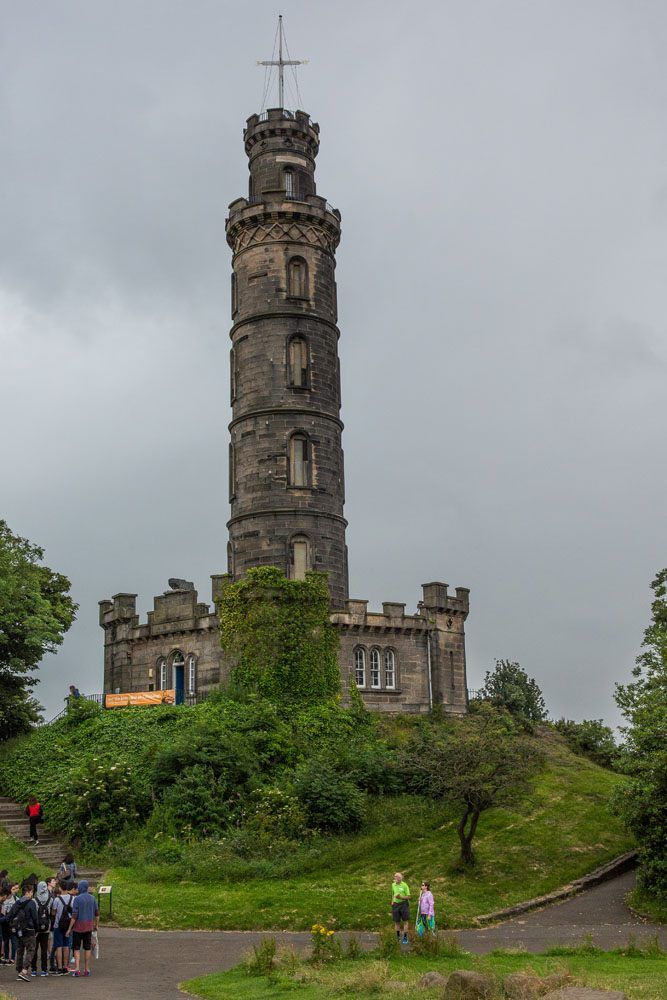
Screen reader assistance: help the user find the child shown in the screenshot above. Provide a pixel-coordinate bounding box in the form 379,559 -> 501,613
416,880 -> 436,936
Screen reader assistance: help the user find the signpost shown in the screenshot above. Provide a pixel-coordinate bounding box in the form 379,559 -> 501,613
97,885 -> 112,920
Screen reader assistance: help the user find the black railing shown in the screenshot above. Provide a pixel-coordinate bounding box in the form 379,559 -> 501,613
467,689 -> 481,701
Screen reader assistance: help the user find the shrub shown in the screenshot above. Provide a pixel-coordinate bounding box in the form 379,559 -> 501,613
243,786 -> 308,840
244,936 -> 277,976
480,659 -> 547,725
49,758 -> 148,846
310,923 -> 340,964
294,760 -> 365,833
153,765 -> 235,838
553,718 -> 618,769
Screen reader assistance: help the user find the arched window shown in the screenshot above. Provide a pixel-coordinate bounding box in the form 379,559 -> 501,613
157,657 -> 167,691
229,442 -> 236,501
187,654 -> 196,695
288,336 -> 309,388
289,534 -> 310,580
289,434 -> 310,487
384,649 -> 396,690
284,168 -> 294,197
354,647 -> 366,688
287,257 -> 308,299
230,347 -> 237,403
370,648 -> 381,689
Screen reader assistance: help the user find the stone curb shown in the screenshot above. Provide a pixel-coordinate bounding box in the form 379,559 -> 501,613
474,850 -> 638,926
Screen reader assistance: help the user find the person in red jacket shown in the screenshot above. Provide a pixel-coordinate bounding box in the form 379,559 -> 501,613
25,798 -> 42,846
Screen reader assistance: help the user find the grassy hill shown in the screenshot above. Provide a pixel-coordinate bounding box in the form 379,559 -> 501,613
0,702 -> 633,930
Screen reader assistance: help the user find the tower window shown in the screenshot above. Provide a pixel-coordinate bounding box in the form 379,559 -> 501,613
384,649 -> 396,689
354,647 -> 366,688
229,442 -> 236,501
187,654 -> 196,695
289,434 -> 310,487
230,347 -> 237,403
157,657 -> 167,691
288,336 -> 309,388
287,257 -> 308,299
284,168 -> 295,197
289,534 -> 310,580
370,648 -> 381,689
231,273 -> 238,316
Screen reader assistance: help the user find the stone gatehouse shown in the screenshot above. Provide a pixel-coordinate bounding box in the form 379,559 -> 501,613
101,104 -> 470,715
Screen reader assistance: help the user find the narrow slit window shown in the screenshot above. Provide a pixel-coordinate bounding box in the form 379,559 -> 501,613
284,168 -> 294,197
158,658 -> 167,691
229,442 -> 236,500
288,257 -> 308,299
230,347 -> 236,403
370,649 -> 381,688
187,655 -> 196,695
289,434 -> 309,487
289,337 -> 308,388
290,534 -> 310,580
384,650 -> 396,689
354,647 -> 366,688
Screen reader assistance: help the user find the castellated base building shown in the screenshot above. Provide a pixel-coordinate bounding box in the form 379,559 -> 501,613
100,107 -> 470,714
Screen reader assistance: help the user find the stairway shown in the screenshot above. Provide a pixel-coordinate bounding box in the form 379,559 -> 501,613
0,797 -> 104,888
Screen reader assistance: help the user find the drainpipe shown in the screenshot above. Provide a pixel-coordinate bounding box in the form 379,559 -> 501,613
426,629 -> 433,711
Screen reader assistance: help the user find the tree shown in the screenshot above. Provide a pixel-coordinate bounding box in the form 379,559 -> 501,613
480,659 -> 547,725
402,705 -> 541,865
219,567 -> 340,704
613,570 -> 667,900
553,718 -> 618,769
0,520 -> 77,739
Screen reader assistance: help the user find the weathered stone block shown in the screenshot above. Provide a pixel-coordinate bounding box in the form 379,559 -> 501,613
443,969 -> 494,999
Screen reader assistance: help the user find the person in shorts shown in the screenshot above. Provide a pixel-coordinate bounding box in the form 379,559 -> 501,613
391,871 -> 410,944
66,880 -> 98,977
52,882 -> 75,975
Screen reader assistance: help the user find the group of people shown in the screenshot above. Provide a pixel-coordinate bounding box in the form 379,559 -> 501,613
391,872 -> 436,943
0,855 -> 99,982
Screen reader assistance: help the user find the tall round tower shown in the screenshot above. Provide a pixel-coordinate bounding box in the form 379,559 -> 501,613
225,108 -> 348,608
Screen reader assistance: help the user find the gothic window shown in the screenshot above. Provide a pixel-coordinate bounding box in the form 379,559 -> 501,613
230,347 -> 237,403
227,541 -> 234,576
354,647 -> 366,688
229,442 -> 236,501
284,168 -> 294,197
289,433 -> 310,487
187,654 -> 197,695
288,336 -> 309,388
157,657 -> 167,691
231,273 -> 238,316
370,648 -> 381,689
289,534 -> 310,580
384,649 -> 396,689
287,256 -> 308,299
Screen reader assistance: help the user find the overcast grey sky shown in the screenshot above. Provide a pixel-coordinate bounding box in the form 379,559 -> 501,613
1,0 -> 665,725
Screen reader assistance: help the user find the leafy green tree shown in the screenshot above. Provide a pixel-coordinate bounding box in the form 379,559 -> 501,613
479,659 -> 547,725
402,705 -> 541,865
0,520 -> 77,738
553,718 -> 618,769
219,567 -> 340,704
614,570 -> 667,900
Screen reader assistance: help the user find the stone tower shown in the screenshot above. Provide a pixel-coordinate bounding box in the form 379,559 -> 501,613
225,108 -> 348,608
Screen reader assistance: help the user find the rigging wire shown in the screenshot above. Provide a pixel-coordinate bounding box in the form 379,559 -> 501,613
260,19 -> 280,111
283,30 -> 304,109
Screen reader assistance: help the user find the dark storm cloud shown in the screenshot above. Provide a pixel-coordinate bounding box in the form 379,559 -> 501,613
1,0 -> 666,725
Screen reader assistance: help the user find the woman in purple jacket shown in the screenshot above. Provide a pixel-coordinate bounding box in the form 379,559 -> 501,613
416,880 -> 436,936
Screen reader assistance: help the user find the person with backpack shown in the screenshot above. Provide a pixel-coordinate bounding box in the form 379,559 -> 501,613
30,882 -> 51,976
0,885 -> 13,965
10,880 -> 38,982
24,797 -> 43,845
66,879 -> 98,978
1,881 -> 19,965
52,882 -> 75,976
58,853 -> 77,889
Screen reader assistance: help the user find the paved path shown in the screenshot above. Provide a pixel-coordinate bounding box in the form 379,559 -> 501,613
0,871 -> 663,999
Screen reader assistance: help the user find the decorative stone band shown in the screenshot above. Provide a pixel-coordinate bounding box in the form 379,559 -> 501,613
228,218 -> 340,255
474,850 -> 638,926
227,508 -> 348,529
229,407 -> 344,432
230,312 -> 341,338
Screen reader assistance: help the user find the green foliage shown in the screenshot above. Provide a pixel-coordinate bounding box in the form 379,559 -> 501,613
61,697 -> 103,728
243,786 -> 308,840
479,659 -> 547,725
614,569 -> 667,901
402,705 -> 542,864
244,936 -> 277,976
553,718 -> 618,769
294,759 -> 366,833
154,765 -> 235,838
49,758 -> 147,847
310,924 -> 341,964
219,567 -> 341,704
0,520 -> 77,739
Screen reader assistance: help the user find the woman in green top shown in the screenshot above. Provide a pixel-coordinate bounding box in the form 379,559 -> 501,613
391,872 -> 410,944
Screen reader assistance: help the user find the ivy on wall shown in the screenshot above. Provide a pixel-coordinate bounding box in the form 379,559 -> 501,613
219,567 -> 341,704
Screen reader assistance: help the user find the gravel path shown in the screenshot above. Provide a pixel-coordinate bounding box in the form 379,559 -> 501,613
0,871 -> 663,999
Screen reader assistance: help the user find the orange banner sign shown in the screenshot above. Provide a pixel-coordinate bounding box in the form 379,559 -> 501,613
105,690 -> 175,708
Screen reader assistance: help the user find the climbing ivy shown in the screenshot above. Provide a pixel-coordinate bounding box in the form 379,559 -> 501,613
219,567 -> 341,704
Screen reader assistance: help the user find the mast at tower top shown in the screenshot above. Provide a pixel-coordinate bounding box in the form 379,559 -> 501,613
257,14 -> 308,110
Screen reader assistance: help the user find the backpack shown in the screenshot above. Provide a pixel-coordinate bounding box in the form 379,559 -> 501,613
8,900 -> 28,935
35,898 -> 50,933
57,896 -> 73,934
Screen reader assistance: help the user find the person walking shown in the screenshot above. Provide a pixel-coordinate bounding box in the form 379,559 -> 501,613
416,880 -> 436,936
11,881 -> 38,982
24,797 -> 42,845
66,879 -> 98,977
30,882 -> 51,977
1,882 -> 19,965
52,882 -> 75,976
391,871 -> 411,945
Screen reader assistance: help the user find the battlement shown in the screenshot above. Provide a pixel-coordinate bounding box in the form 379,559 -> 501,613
99,577 -> 224,639
244,108 -> 320,161
331,582 -> 469,633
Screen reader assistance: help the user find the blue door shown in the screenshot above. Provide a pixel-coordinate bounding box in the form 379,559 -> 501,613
173,661 -> 185,705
